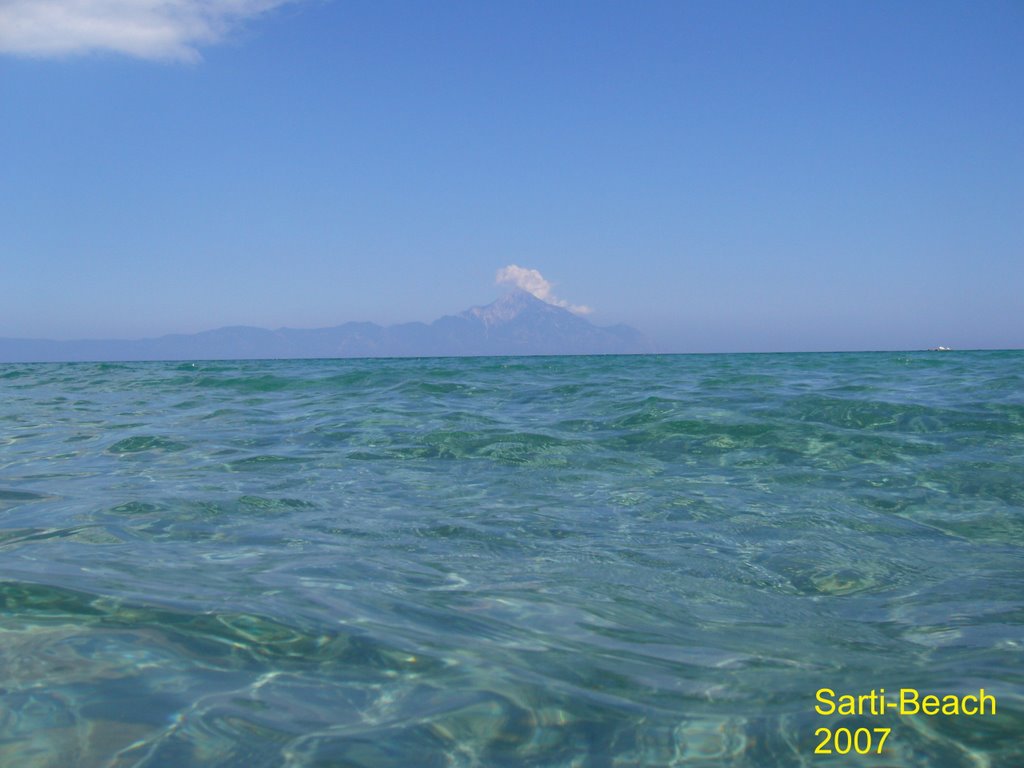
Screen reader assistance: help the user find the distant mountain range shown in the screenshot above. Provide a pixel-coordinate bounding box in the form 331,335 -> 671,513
0,290 -> 655,362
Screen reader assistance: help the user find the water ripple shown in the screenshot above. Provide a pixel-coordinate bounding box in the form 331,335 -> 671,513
0,352 -> 1021,766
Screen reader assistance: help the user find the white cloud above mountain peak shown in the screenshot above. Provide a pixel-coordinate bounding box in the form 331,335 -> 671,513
495,265 -> 592,315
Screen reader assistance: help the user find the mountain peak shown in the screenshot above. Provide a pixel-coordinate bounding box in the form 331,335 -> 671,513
464,289 -> 566,326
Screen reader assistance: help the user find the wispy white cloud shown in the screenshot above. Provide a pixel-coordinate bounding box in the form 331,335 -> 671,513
0,0 -> 296,62
495,265 -> 592,315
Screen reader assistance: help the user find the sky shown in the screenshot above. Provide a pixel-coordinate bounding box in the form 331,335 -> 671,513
1,0 -> 1021,352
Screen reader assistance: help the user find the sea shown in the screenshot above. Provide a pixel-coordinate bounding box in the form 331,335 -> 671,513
1,351 -> 1021,767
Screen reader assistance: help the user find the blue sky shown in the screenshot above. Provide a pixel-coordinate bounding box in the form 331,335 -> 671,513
2,1 -> 1021,352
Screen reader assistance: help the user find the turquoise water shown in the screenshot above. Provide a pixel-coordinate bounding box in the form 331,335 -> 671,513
1,352 -> 1021,767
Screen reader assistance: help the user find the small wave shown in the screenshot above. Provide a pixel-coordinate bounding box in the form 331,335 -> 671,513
193,374 -> 297,392
226,455 -> 302,471
108,435 -> 188,453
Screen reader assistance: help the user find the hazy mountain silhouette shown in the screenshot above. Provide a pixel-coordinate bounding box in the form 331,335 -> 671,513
0,290 -> 655,362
